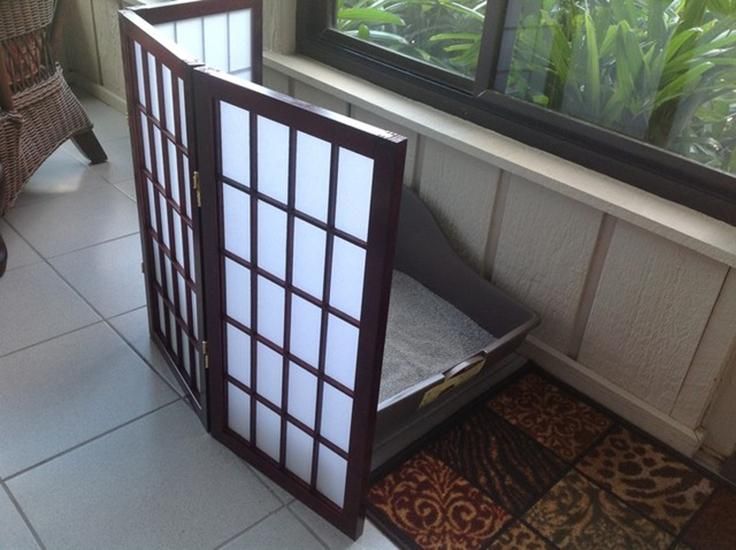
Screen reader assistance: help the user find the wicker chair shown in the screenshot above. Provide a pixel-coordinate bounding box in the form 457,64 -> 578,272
0,0 -> 106,219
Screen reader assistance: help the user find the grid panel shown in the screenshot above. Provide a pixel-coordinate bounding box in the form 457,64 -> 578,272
155,9 -> 253,79
216,99 -> 378,510
129,38 -> 202,399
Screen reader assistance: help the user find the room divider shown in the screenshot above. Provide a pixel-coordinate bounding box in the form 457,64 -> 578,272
119,0 -> 537,540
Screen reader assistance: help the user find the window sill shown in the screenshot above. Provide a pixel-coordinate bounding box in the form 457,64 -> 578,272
265,51 -> 736,268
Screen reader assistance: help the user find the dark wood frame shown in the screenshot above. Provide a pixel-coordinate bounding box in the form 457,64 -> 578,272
194,67 -> 406,539
119,0 -> 264,427
297,0 -> 736,226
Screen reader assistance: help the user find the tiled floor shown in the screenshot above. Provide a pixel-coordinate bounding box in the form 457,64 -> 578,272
0,93 -> 394,549
368,370 -> 736,550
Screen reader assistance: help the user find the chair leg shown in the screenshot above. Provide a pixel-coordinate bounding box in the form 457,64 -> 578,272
72,129 -> 108,165
0,233 -> 7,277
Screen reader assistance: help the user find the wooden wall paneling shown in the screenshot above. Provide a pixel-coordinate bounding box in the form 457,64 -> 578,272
578,221 -> 728,412
263,66 -> 290,95
417,138 -> 500,270
61,0 -> 102,85
491,174 -> 603,349
293,81 -> 349,116
672,268 -> 736,427
95,0 -> 127,99
352,106 -> 417,187
263,0 -> 297,54
703,351 -> 736,458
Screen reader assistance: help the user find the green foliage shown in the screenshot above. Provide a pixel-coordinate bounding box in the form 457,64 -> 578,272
337,0 -> 736,175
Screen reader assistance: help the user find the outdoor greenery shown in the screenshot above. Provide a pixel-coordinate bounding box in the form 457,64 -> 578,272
337,0 -> 736,175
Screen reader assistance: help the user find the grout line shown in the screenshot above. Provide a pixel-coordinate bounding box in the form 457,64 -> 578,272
286,503 -> 331,550
0,320 -> 102,360
1,480 -> 47,550
44,231 -> 140,261
211,504 -> 288,550
566,214 -> 616,359
3,398 -> 183,483
482,170 -> 510,280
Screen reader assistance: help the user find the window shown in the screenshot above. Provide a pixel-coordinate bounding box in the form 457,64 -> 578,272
298,1 -> 736,225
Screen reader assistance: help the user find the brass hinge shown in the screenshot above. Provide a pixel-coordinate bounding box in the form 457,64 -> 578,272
192,171 -> 202,208
202,340 -> 209,370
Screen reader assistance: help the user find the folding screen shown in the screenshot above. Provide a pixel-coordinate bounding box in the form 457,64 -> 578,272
121,0 -> 407,539
119,0 -> 262,425
194,69 -> 406,538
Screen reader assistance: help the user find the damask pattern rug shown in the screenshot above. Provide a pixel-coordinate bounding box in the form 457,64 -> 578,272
367,368 -> 736,550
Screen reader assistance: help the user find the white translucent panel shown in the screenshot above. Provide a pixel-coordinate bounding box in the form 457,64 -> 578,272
172,211 -> 184,266
146,179 -> 157,233
317,444 -> 347,508
220,101 -> 250,185
290,295 -> 322,367
257,201 -> 287,279
227,323 -> 251,386
164,258 -> 174,300
257,117 -> 289,203
140,113 -> 151,172
134,42 -> 146,107
154,129 -> 165,186
222,183 -> 251,261
321,385 -> 353,451
159,198 -> 170,248
168,140 -> 180,206
178,78 -> 188,148
177,273 -> 187,323
175,18 -> 204,61
157,295 -> 166,335
151,240 -> 161,285
286,423 -> 313,483
256,402 -> 281,462
191,289 -> 199,340
169,311 -> 178,356
225,258 -> 251,327
329,238 -> 366,319
183,155 -> 192,218
162,64 -> 175,134
147,53 -> 160,121
187,226 -> 196,279
228,383 -> 251,441
228,9 -> 252,72
182,332 -> 191,375
203,14 -> 228,72
295,132 -> 331,222
257,276 -> 284,346
287,363 -> 317,429
155,22 -> 176,42
230,68 -> 252,81
292,219 -> 326,299
335,148 -> 374,240
324,315 -> 359,391
257,343 -> 283,407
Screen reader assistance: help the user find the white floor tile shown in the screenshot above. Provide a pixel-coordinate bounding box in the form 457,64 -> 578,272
221,508 -> 324,550
13,148 -> 107,208
0,263 -> 99,357
5,186 -> 139,258
78,95 -> 129,143
8,401 -> 281,550
0,220 -> 41,272
50,234 -> 145,318
0,487 -> 40,549
90,137 -> 134,184
0,323 -> 177,478
289,502 -> 397,550
249,465 -> 295,505
109,307 -> 184,395
114,178 -> 137,202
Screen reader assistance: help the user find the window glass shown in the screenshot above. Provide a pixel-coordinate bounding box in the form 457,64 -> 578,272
334,0 -> 487,78
497,0 -> 736,175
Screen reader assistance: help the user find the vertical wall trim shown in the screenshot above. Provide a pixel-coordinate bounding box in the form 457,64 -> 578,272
482,170 -> 510,280
411,136 -> 425,193
567,213 -> 616,359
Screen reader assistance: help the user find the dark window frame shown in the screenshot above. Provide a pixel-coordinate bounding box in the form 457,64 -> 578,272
297,0 -> 736,226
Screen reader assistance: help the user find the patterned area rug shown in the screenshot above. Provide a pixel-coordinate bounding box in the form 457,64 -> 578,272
367,368 -> 736,550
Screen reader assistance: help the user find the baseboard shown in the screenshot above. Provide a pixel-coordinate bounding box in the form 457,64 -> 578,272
521,336 -> 704,457
67,72 -> 128,115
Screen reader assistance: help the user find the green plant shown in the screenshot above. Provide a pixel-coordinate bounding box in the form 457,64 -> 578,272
337,0 -> 736,175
